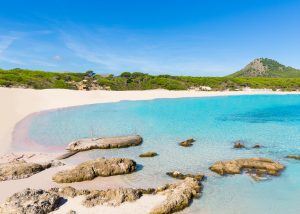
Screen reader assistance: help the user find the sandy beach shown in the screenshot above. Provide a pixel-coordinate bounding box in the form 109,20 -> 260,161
1,87 -> 300,213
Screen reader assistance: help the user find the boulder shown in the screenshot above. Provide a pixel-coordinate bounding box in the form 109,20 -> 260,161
0,188 -> 61,214
139,152 -> 158,158
0,160 -> 63,181
150,177 -> 201,214
166,171 -> 205,181
179,139 -> 195,147
233,140 -> 246,149
52,158 -> 136,183
209,158 -> 285,178
286,155 -> 300,160
66,135 -> 143,152
82,188 -> 142,207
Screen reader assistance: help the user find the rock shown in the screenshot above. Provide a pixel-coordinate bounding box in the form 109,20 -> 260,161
52,158 -> 136,183
56,151 -> 79,160
252,144 -> 262,149
150,177 -> 201,214
82,188 -> 142,207
66,135 -> 143,152
0,161 -> 55,181
233,140 -> 246,149
179,139 -> 195,147
139,152 -> 158,158
50,186 -> 91,198
286,155 -> 300,160
166,171 -> 205,181
66,210 -> 76,214
0,188 -> 61,214
209,158 -> 285,179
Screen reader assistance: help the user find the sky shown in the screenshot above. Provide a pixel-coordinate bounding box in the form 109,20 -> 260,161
0,0 -> 300,76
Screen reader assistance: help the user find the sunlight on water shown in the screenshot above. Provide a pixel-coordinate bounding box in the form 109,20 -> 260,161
15,95 -> 300,214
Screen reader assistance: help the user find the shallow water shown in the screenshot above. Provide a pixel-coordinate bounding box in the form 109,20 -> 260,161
14,95 -> 300,213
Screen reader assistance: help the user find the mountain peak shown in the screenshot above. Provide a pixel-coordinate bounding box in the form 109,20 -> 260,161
229,58 -> 300,77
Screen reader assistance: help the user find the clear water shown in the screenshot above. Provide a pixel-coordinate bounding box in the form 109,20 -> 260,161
16,95 -> 300,213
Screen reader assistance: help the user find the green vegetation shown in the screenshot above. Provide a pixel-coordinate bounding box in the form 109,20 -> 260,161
1,68 -> 300,91
230,58 -> 300,78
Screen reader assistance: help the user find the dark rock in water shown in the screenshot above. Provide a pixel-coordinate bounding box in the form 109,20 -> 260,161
179,138 -> 195,147
252,144 -> 262,149
66,135 -> 143,152
150,177 -> 202,214
139,152 -> 158,158
209,158 -> 285,180
233,140 -> 246,149
52,158 -> 136,183
166,171 -> 205,181
286,155 -> 300,160
0,188 -> 61,214
0,160 -> 63,181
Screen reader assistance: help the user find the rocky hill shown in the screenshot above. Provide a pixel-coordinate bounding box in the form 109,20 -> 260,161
229,58 -> 300,77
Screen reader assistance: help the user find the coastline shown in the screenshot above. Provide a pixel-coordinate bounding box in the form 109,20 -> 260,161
1,87 -> 300,154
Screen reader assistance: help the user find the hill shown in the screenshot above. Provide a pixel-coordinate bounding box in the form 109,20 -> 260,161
229,58 -> 300,78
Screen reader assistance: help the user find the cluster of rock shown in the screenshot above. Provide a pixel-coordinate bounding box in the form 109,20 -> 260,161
209,158 -> 285,180
53,158 -> 136,183
166,171 -> 205,181
233,140 -> 262,149
139,152 -> 158,158
0,188 -> 62,214
179,138 -> 195,147
0,160 -> 64,181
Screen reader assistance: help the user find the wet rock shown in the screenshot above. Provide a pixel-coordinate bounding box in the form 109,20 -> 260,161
0,188 -> 61,214
286,155 -> 300,160
150,177 -> 201,214
179,139 -> 195,147
66,135 -> 143,152
52,158 -> 136,183
139,152 -> 158,158
233,140 -> 246,149
82,188 -> 142,207
209,158 -> 285,179
252,144 -> 262,149
0,160 -> 62,181
166,171 -> 205,181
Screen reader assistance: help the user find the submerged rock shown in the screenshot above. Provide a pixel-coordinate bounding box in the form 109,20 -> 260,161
252,144 -> 262,149
52,158 -> 136,183
150,177 -> 202,214
66,135 -> 143,152
233,140 -> 246,149
0,160 -> 63,181
166,171 -> 205,181
0,188 -> 61,214
286,155 -> 300,160
139,152 -> 158,158
179,139 -> 195,147
209,158 -> 284,179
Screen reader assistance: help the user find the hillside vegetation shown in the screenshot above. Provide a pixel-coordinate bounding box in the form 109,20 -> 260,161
1,68 -> 300,91
230,58 -> 300,78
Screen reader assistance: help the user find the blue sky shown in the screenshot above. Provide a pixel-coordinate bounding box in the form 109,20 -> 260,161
0,0 -> 300,76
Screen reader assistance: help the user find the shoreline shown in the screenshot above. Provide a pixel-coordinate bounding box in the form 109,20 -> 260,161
1,87 -> 300,154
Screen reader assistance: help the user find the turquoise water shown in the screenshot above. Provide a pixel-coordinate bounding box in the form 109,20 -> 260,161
16,95 -> 300,213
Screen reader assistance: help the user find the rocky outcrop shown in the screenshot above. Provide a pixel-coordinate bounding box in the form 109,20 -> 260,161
82,188 -> 142,207
286,155 -> 300,160
150,177 -> 201,214
179,139 -> 195,147
233,140 -> 246,149
0,160 -> 64,181
66,135 -> 143,152
209,158 -> 284,178
52,158 -> 136,183
0,188 -> 61,214
139,152 -> 158,158
166,171 -> 205,181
